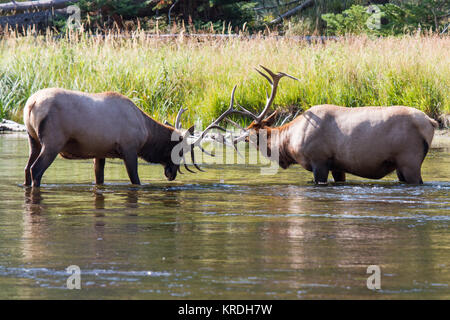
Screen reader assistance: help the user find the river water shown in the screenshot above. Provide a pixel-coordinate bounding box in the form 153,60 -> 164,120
0,133 -> 449,299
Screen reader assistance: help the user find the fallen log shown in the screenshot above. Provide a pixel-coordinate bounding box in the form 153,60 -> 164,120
0,0 -> 78,13
270,0 -> 314,24
0,119 -> 26,132
0,8 -> 69,29
255,0 -> 303,11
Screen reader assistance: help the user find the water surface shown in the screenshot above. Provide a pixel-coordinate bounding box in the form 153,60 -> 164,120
0,133 -> 449,299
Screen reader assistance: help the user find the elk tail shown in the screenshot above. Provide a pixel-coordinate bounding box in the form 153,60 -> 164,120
427,116 -> 439,129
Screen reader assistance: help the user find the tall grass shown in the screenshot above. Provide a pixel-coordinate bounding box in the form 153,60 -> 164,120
0,31 -> 448,126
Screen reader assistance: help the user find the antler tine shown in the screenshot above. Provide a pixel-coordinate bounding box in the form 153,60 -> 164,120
236,103 -> 259,120
280,114 -> 292,126
184,163 -> 196,173
190,144 -> 204,172
198,145 -> 215,157
175,106 -> 187,129
164,120 -> 174,127
224,117 -> 244,130
182,153 -> 196,173
255,65 -> 299,123
210,130 -> 245,159
207,125 -> 228,132
259,65 -> 278,78
255,66 -> 278,123
192,85 -> 258,147
231,138 -> 245,159
254,68 -> 273,85
229,85 -> 238,109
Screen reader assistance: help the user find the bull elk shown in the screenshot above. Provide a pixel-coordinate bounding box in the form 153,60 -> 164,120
207,66 -> 438,185
23,88 -> 206,187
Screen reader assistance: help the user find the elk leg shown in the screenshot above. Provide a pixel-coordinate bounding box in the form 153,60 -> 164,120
30,146 -> 59,187
94,158 -> 106,185
396,165 -> 423,184
332,170 -> 346,183
313,163 -> 329,185
396,169 -> 406,182
123,152 -> 140,185
24,134 -> 41,186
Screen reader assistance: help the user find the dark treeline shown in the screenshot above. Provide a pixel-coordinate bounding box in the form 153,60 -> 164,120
75,0 -> 449,34
0,0 -> 448,34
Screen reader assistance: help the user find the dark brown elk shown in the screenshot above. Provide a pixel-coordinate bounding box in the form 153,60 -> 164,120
23,88 -> 205,187
208,66 -> 438,185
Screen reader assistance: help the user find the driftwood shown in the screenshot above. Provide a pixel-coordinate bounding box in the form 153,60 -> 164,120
0,0 -> 78,13
0,8 -> 69,29
270,0 -> 314,24
0,119 -> 26,132
0,1 -> 76,30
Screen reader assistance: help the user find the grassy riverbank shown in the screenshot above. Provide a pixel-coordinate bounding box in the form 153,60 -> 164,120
0,32 -> 448,126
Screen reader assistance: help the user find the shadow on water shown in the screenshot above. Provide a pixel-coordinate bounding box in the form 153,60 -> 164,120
0,133 -> 449,299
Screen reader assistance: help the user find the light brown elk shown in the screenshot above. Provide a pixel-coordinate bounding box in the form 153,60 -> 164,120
23,88 -> 205,187
206,66 -> 438,184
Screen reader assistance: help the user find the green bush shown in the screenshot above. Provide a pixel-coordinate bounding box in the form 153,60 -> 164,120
322,5 -> 370,35
322,2 -> 449,35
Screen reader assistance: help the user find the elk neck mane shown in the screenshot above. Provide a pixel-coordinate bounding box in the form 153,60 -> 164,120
138,113 -> 178,164
266,122 -> 297,169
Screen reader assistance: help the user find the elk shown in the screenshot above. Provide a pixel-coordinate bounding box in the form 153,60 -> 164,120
23,88 -> 206,187
202,66 -> 438,185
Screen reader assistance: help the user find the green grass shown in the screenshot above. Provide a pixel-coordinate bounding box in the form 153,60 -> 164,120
0,32 -> 449,126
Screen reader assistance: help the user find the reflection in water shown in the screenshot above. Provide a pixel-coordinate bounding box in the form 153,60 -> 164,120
24,187 -> 43,215
22,188 -> 48,263
125,189 -> 139,209
93,187 -> 105,211
0,133 -> 449,299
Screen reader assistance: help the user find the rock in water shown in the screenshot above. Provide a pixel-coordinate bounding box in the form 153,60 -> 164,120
0,119 -> 26,132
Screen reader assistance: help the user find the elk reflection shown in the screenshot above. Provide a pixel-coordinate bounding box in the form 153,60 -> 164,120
22,188 -> 48,261
92,187 -> 141,212
93,187 -> 106,211
24,187 -> 44,215
125,189 -> 139,209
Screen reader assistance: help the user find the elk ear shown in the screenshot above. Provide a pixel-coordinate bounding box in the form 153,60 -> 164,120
262,110 -> 278,126
182,125 -> 195,141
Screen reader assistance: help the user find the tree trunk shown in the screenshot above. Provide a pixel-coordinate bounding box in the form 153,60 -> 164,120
270,0 -> 315,24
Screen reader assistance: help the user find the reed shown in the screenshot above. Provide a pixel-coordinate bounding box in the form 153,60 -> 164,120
0,30 -> 448,126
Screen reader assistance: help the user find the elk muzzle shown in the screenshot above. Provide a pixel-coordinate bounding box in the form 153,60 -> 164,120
164,164 -> 178,181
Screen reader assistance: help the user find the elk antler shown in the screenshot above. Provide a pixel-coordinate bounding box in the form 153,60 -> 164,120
254,65 -> 299,123
191,85 -> 258,147
175,106 -> 187,129
188,66 -> 299,154
171,107 -> 215,172
220,66 -> 299,145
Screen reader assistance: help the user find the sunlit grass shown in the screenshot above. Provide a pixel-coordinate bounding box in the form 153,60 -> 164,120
0,30 -> 448,126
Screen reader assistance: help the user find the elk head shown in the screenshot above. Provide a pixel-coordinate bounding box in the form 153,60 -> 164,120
241,66 -> 298,141
185,66 -> 298,158
208,66 -> 299,148
164,106 -> 212,180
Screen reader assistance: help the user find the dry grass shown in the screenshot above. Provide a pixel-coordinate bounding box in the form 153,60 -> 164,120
0,30 -> 448,126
